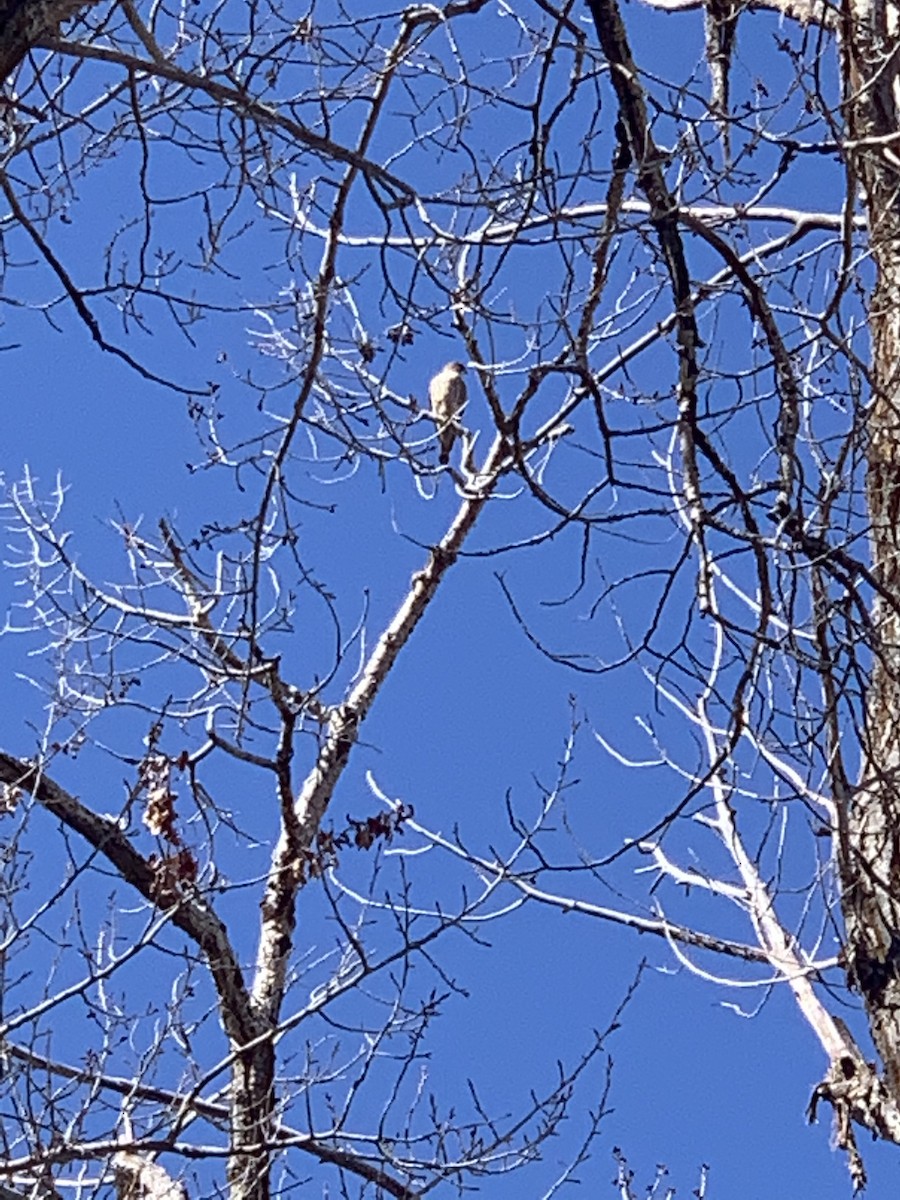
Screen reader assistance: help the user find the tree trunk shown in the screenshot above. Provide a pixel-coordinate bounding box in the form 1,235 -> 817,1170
0,0 -> 92,83
840,0 -> 900,1104
228,1043 -> 275,1200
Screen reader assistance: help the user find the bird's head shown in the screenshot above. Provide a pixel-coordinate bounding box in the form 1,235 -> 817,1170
447,361 -> 467,374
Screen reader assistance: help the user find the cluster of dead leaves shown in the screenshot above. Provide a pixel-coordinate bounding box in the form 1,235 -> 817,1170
294,803 -> 414,883
138,748 -> 198,901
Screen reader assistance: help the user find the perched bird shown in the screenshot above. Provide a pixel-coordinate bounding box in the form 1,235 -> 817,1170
428,361 -> 467,465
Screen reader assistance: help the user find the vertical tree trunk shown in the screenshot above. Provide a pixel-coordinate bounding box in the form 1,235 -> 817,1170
840,0 -> 900,1102
228,1043 -> 275,1200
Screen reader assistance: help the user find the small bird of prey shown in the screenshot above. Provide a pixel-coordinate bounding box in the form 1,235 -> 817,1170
428,361 -> 467,465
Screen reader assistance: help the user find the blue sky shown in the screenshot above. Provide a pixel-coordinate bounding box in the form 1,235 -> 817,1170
0,0 -> 892,1196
